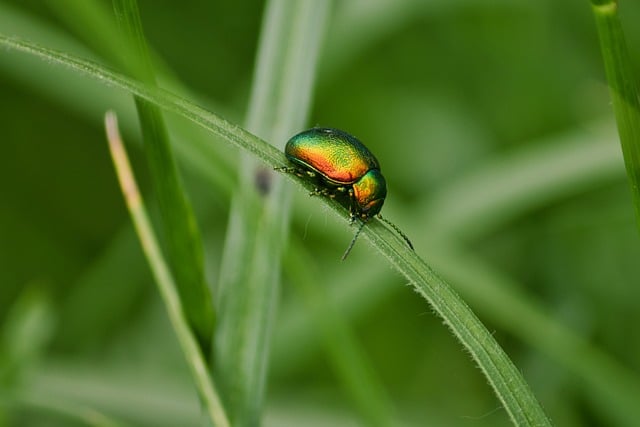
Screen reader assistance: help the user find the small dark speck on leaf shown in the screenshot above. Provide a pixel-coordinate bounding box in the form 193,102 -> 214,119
255,167 -> 273,195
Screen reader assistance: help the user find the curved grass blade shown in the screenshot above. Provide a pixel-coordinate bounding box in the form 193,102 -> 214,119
591,0 -> 640,232
215,0 -> 330,425
110,0 -> 215,353
104,112 -> 229,427
427,245 -> 640,427
1,35 -> 551,426
5,391 -> 127,427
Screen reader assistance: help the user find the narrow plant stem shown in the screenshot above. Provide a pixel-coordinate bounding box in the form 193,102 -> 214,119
0,35 -> 283,167
361,219 -> 552,426
591,0 -> 640,231
214,1 -> 330,425
41,0 -> 237,194
426,245 -> 640,426
112,0 -> 215,354
104,112 -> 229,427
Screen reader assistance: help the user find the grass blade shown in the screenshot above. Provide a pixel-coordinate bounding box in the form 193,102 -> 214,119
215,1 -> 330,425
591,0 -> 640,232
285,243 -> 396,427
4,391 -> 127,427
0,2 -> 236,200
110,0 -> 215,353
0,35 -> 283,165
427,246 -> 640,427
359,220 -> 551,426
0,284 -> 54,385
104,112 -> 229,427
424,121 -> 623,240
1,35 -> 551,426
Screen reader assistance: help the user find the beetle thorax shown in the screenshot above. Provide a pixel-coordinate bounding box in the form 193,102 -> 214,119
352,169 -> 387,218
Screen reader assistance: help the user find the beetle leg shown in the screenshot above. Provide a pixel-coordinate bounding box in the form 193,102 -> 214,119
346,188 -> 358,224
349,212 -> 357,224
309,187 -> 333,197
347,203 -> 357,224
309,187 -> 322,196
274,166 -> 316,180
328,186 -> 348,199
334,187 -> 348,199
274,166 -> 297,174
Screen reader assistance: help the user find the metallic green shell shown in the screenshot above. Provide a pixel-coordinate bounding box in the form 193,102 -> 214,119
285,128 -> 386,219
285,128 -> 380,185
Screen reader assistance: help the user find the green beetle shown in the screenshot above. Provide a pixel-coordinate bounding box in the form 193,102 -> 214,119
280,127 -> 413,259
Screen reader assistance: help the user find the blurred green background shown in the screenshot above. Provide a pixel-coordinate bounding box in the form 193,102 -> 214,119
2,0 -> 640,426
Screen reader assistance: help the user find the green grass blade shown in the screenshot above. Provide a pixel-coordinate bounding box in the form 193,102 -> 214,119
132,100 -> 216,352
0,35 -> 551,426
0,36 -> 281,166
4,391 -> 128,427
591,0 -> 640,232
0,284 -> 54,386
0,2 -> 235,199
110,0 -> 215,353
275,122 -> 639,424
43,0 -> 128,70
24,361 -> 201,426
274,123 -> 624,369
424,121 -> 623,239
285,243 -> 396,427
35,0 -> 221,352
215,1 -> 330,425
360,220 -> 551,426
104,112 -> 229,427
111,0 -> 154,80
427,246 -> 640,427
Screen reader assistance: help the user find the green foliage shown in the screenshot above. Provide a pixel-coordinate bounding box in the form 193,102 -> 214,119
1,1 -> 640,426
111,0 -> 215,353
591,0 -> 640,233
214,1 -> 330,426
1,28 -> 551,425
104,112 -> 228,426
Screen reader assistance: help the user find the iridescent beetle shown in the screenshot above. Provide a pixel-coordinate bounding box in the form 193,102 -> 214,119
278,127 -> 413,260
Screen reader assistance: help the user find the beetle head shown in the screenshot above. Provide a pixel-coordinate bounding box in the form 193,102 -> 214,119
352,169 -> 387,219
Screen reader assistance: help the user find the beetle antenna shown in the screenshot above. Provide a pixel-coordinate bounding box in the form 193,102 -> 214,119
341,220 -> 366,261
377,215 -> 414,251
